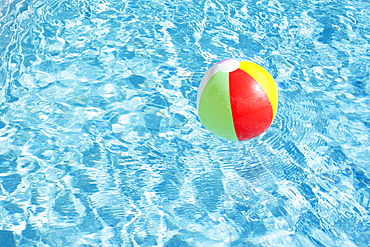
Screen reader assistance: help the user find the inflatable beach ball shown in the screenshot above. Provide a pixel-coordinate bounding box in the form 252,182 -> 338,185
197,59 -> 278,141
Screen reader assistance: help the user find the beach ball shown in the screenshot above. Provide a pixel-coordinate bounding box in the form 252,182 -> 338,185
197,59 -> 278,141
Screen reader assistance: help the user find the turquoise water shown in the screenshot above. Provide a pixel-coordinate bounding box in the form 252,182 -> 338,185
0,0 -> 370,246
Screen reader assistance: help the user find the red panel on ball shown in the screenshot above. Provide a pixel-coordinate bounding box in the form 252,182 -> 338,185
229,69 -> 273,141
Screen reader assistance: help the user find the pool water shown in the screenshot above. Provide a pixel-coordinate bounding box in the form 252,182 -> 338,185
0,0 -> 370,246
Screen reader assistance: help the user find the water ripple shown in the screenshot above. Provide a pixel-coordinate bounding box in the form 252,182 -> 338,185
0,0 -> 370,246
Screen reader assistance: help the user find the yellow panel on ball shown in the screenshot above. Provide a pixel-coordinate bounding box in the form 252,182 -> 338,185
238,61 -> 278,120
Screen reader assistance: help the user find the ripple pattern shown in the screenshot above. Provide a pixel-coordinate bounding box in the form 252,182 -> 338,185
0,0 -> 370,246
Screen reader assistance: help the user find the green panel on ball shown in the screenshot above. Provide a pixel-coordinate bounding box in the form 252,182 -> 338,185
198,71 -> 238,141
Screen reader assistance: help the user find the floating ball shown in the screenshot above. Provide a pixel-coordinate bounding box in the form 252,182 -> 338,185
197,59 -> 278,141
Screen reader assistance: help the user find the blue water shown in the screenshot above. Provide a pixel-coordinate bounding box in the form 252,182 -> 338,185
0,0 -> 370,246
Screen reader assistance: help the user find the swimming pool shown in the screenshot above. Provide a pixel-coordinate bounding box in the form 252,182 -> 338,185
0,0 -> 369,246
